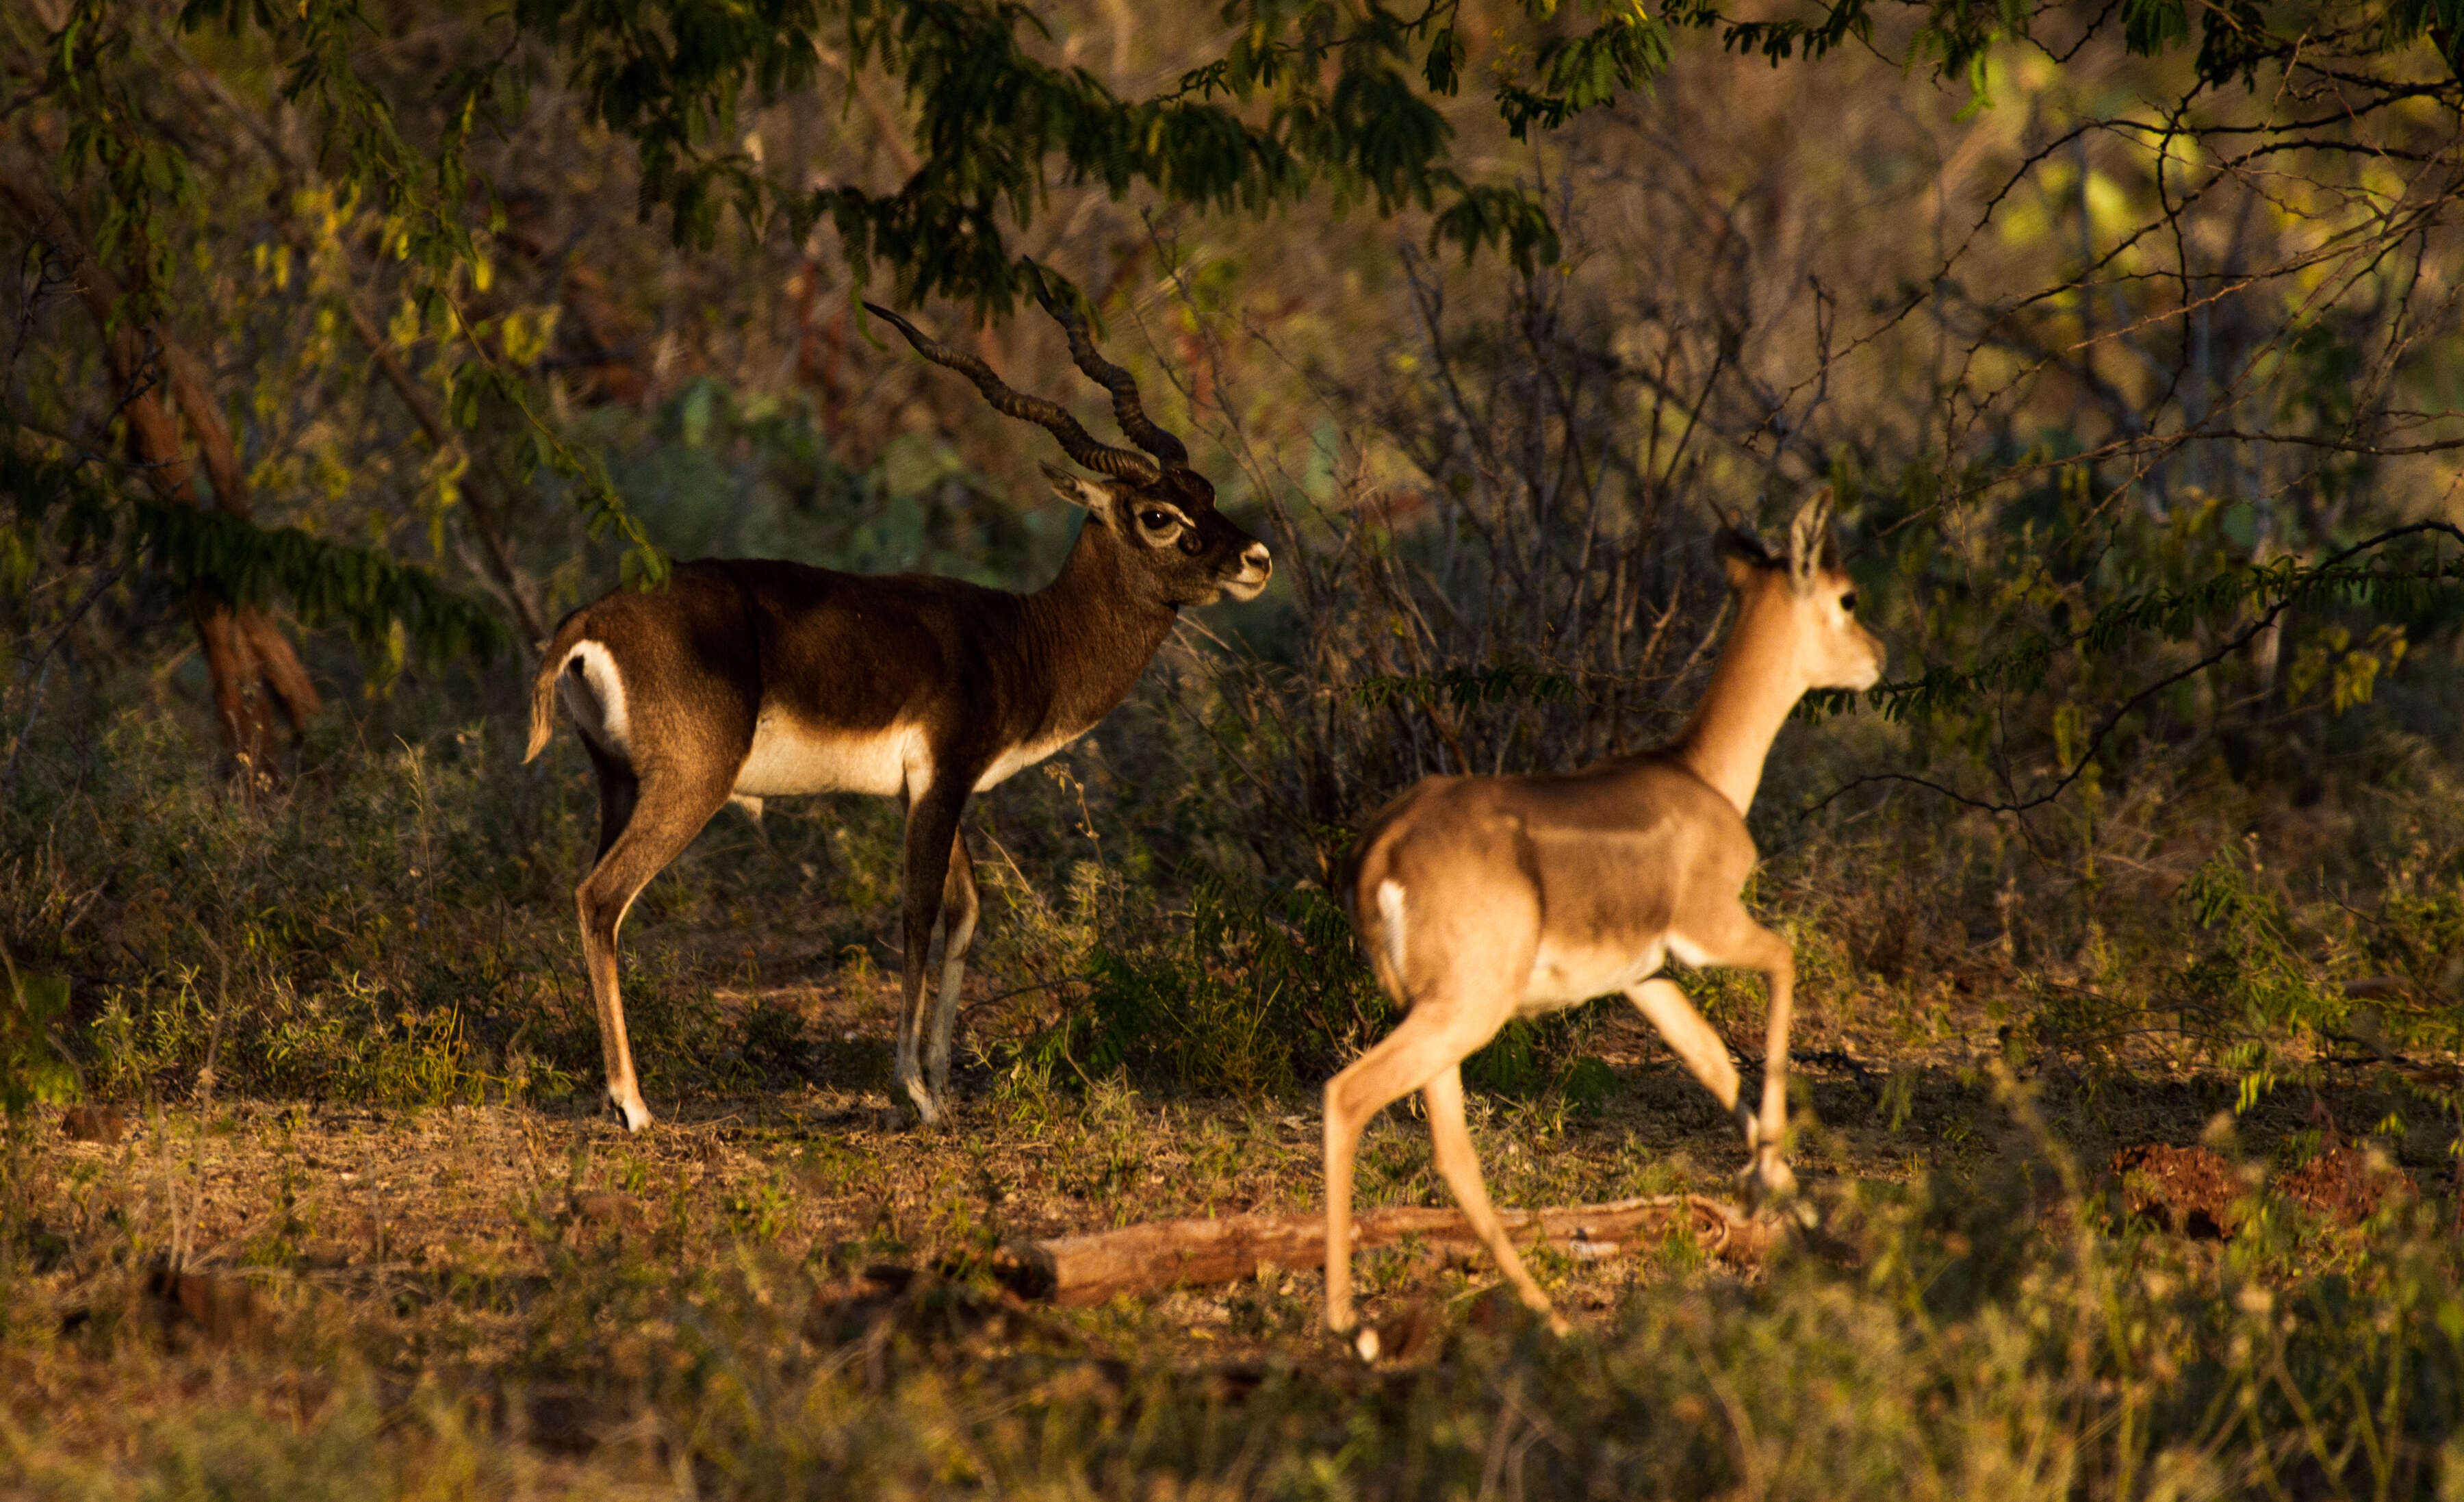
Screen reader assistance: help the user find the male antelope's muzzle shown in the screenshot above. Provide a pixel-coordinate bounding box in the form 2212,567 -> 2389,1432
1224,541 -> 1273,600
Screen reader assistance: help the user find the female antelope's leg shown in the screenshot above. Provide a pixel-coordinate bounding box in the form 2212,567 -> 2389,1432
1624,978 -> 1742,1116
1740,928 -> 1797,1198
1755,959 -> 1800,1195
1322,1003 -> 1511,1336
576,769 -> 733,1132
893,781 -> 969,1125
924,825 -> 979,1104
1424,1063 -> 1567,1334
1678,910 -> 1799,1199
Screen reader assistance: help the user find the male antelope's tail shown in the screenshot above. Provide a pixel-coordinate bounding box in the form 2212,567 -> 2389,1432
524,616 -> 591,763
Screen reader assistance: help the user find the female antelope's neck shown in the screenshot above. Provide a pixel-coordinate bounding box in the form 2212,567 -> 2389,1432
1667,598 -> 1805,816
1022,524 -> 1177,735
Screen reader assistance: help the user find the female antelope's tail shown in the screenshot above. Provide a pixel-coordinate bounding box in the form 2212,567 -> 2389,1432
1337,815 -> 1418,1005
1368,879 -> 1410,1000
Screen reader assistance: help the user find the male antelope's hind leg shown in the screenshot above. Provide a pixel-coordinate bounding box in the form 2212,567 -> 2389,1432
1322,993 -> 1521,1340
576,769 -> 734,1132
924,826 -> 979,1104
585,741 -> 639,863
1424,1064 -> 1567,1335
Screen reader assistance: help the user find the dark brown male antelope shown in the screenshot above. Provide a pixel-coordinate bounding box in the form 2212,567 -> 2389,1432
1322,494 -> 1881,1345
526,282 -> 1270,1130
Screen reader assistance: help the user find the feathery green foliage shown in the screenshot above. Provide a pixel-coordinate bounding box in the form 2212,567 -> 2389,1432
4,449 -> 506,665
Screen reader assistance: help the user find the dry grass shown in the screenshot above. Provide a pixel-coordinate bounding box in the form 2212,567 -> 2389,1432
7,1061 -> 2463,1497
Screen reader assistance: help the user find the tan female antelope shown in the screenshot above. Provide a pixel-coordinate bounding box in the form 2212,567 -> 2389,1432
1322,494 -> 1880,1340
526,278 -> 1270,1130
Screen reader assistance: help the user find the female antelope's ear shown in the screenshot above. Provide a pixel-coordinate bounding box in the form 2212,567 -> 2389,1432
1785,490 -> 1835,591
1714,509 -> 1775,589
1042,461 -> 1122,526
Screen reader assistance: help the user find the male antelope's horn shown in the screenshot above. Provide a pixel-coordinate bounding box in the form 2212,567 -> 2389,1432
1024,262 -> 1192,471
865,302 -> 1162,483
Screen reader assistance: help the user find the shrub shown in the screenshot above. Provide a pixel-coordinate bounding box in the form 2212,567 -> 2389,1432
1012,870 -> 1391,1099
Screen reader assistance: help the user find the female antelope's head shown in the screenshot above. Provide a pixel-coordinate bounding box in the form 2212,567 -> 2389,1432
867,266 -> 1270,611
1716,491 -> 1885,693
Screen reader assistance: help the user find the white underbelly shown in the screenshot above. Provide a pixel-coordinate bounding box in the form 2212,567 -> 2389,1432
734,717 -> 921,798
969,726 -> 1085,792
1523,939 -> 1668,1010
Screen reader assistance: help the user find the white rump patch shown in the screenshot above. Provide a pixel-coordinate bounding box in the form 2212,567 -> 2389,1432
1376,880 -> 1408,976
558,641 -> 631,758
734,715 -> 922,799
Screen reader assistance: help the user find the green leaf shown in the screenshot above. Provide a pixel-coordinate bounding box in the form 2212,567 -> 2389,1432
3,448 -> 511,666
0,953 -> 77,1118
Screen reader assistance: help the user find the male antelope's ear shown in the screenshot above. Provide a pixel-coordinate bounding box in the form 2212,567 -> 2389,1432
1785,490 -> 1836,593
1042,461 -> 1120,525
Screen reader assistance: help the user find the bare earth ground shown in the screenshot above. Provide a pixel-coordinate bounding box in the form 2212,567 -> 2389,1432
11,905 -> 2464,1502
16,955 -> 2453,1364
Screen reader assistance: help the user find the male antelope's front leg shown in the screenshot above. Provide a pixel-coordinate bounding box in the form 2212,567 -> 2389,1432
893,782 -> 968,1125
925,827 -> 979,1104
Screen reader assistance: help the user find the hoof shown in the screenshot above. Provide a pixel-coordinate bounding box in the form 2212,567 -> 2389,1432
607,1093 -> 654,1133
1737,1156 -> 1799,1206
1352,1325 -> 1381,1362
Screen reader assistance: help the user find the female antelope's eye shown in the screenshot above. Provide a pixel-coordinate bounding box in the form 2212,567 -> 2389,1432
1140,509 -> 1174,531
1840,591 -> 1859,614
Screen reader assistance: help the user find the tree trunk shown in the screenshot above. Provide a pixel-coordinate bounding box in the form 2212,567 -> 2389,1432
992,1194 -> 1777,1306
0,168 -> 321,778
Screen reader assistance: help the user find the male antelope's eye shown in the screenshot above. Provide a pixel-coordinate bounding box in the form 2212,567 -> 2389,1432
1140,509 -> 1174,531
1840,591 -> 1859,614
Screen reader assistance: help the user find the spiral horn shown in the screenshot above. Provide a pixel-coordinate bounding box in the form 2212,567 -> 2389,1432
1024,262 -> 1192,471
865,301 -> 1162,484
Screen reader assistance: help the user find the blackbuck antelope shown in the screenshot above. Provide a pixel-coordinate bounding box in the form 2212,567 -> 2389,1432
1322,494 -> 1882,1342
526,281 -> 1270,1130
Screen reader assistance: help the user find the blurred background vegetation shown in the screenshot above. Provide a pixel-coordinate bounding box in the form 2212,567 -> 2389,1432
11,5 -> 2464,1497
2,0 -> 2463,1147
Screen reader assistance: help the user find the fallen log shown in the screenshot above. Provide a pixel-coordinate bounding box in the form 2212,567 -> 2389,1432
997,1195 -> 1778,1307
